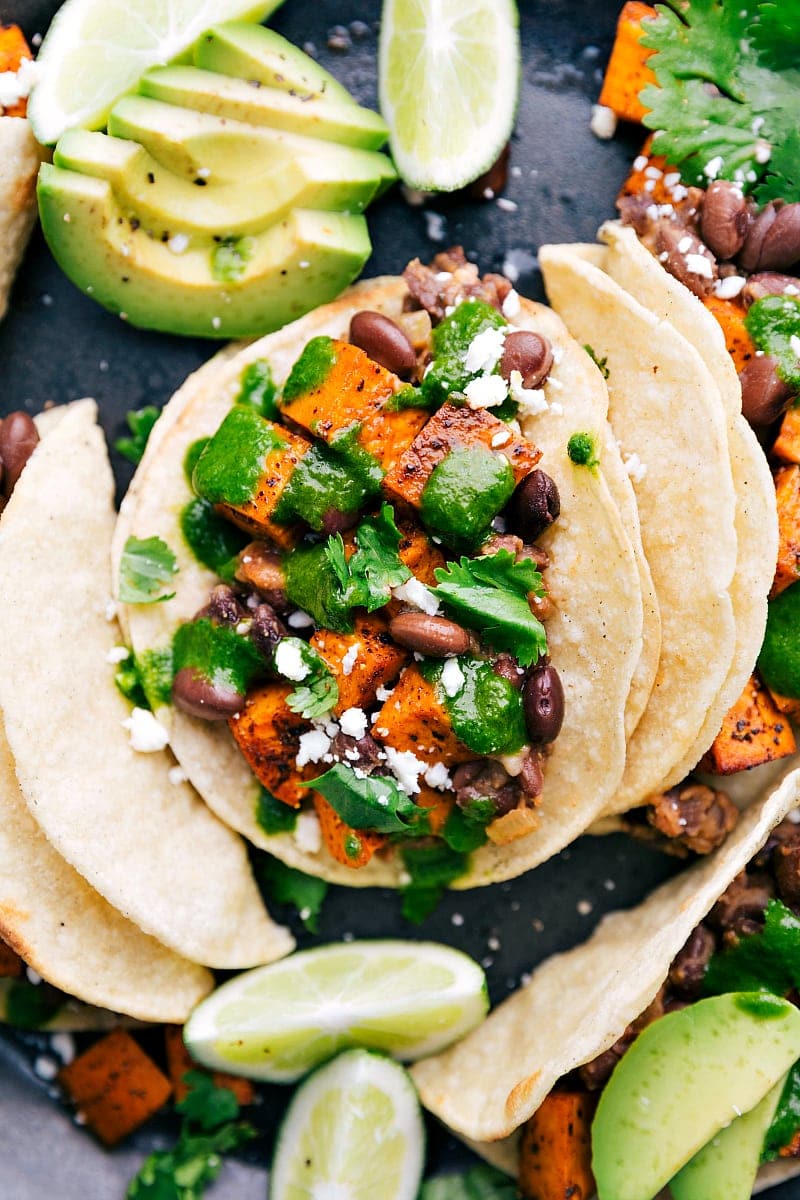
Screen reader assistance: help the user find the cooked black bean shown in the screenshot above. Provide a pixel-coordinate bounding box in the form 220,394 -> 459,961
329,731 -> 383,773
709,870 -> 774,931
499,330 -> 553,390
647,783 -> 739,856
738,354 -> 794,427
508,469 -> 560,541
493,652 -> 526,689
742,272 -> 800,307
349,310 -> 417,379
668,924 -> 716,997
204,584 -> 245,626
0,411 -> 39,498
389,612 -> 471,657
236,542 -> 289,611
739,202 -> 778,271
748,202 -> 800,272
452,758 -> 520,817
654,224 -> 718,297
172,667 -> 244,721
700,181 -> 749,260
522,662 -> 564,746
519,749 -> 544,799
775,842 -> 800,906
319,506 -> 360,536
249,603 -> 286,660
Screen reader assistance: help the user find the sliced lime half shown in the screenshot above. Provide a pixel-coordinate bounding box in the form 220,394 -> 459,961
184,939 -> 488,1082
378,0 -> 520,191
269,1049 -> 425,1200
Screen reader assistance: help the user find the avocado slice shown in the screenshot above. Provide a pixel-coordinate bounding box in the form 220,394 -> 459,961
138,66 -> 389,149
591,993 -> 800,1200
195,22 -> 353,105
54,127 -> 390,238
669,1076 -> 786,1200
39,163 -> 371,338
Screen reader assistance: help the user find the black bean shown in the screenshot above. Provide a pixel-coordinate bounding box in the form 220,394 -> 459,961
0,411 -> 39,498
739,202 -> 778,272
738,354 -> 794,427
236,542 -> 289,611
742,272 -> 800,307
205,584 -> 245,626
508,469 -> 560,541
250,603 -> 286,660
753,202 -> 800,272
522,663 -> 564,746
493,653 -> 526,689
519,750 -> 544,799
668,924 -> 716,997
499,330 -> 553,390
654,224 -> 717,297
389,612 -> 471,657
172,667 -> 244,721
700,181 -> 749,260
349,310 -> 417,379
319,506 -> 360,535
775,843 -> 800,906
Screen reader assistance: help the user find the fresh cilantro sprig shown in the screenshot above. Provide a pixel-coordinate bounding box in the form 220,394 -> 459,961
306,763 -> 431,836
325,504 -> 412,613
584,344 -> 609,380
639,0 -> 800,198
119,536 -> 179,605
257,856 -> 328,933
401,843 -> 469,923
115,406 -> 160,466
126,1072 -> 257,1200
763,1061 -> 800,1163
274,638 -> 338,720
703,898 -> 800,997
432,549 -> 547,667
745,295 -> 800,390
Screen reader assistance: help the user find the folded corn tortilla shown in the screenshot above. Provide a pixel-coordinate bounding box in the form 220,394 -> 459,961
0,399 -> 294,969
540,244 -> 739,815
113,277 -> 647,887
0,117 -> 43,322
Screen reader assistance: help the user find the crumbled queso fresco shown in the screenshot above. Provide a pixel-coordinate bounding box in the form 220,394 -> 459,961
122,707 -> 170,753
0,57 -> 39,108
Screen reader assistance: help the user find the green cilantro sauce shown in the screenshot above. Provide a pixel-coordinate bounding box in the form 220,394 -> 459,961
759,582 -> 800,699
192,406 -> 287,507
421,445 -> 515,546
745,295 -> 800,390
183,437 -> 210,483
734,992 -> 791,1019
137,646 -> 175,709
172,618 -> 264,696
273,439 -> 381,531
567,431 -> 598,468
236,359 -> 279,420
256,787 -> 297,835
283,542 -> 354,633
282,335 -> 337,403
180,497 -> 248,582
423,657 -> 527,755
421,298 -> 507,408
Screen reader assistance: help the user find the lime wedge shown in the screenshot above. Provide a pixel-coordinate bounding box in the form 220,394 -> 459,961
183,939 -> 488,1082
269,1050 -> 425,1200
28,0 -> 285,145
378,0 -> 520,191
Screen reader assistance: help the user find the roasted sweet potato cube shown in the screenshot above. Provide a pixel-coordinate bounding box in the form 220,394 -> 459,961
519,1090 -> 596,1200
0,25 -> 33,117
372,664 -> 473,766
229,682 -> 311,807
359,405 -> 429,476
383,402 -> 540,510
415,784 -> 455,835
397,519 -> 446,586
597,2 -> 657,124
312,793 -> 386,868
0,938 -> 23,977
774,406 -> 800,465
163,1026 -> 254,1107
193,407 -> 311,550
703,674 -> 796,775
311,616 -> 408,715
58,1030 -> 172,1147
773,465 -> 800,597
702,295 -> 755,373
767,686 -> 800,723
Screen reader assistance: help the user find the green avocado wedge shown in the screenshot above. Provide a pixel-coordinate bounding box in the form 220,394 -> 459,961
195,21 -> 353,104
53,127 -> 391,238
139,65 -> 390,149
591,993 -> 800,1200
38,164 -> 371,338
669,1077 -> 786,1200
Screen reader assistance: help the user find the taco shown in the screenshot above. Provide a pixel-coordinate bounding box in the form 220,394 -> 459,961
0,28 -> 44,322
412,766 -> 800,1199
113,250 -> 652,890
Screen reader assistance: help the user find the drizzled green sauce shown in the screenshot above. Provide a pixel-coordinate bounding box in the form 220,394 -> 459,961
420,445 -> 515,547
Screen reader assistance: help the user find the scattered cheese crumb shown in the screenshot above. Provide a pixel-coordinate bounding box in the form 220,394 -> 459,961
288,609 -> 314,629
375,684 -> 394,702
424,210 -> 447,242
383,746 -> 426,794
464,374 -> 508,410
294,810 -> 322,854
0,58 -> 39,109
392,577 -> 440,615
623,452 -> 648,483
685,253 -> 713,279
509,369 -> 548,416
339,707 -> 368,739
275,641 -> 309,681
341,643 -> 360,677
122,708 -> 170,753
590,103 -> 617,140
502,288 -> 521,318
168,234 -> 189,254
425,761 -> 452,790
491,429 -> 512,448
26,967 -> 42,985
790,334 -> 800,360
104,599 -> 118,622
440,658 -> 465,698
105,645 -> 129,664
451,912 -> 465,927
677,235 -> 693,253
50,1033 -> 75,1064
34,1057 -> 58,1081
633,154 -> 648,172
714,274 -> 746,299
755,139 -> 772,164
703,155 -> 723,180
465,326 -> 506,375
496,197 -> 518,212
577,899 -> 593,916
296,729 -> 331,768
168,765 -> 187,786
499,748 -> 528,776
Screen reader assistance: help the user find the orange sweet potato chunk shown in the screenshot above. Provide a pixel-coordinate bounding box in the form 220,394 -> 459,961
397,519 -> 446,586
214,422 -> 311,551
372,664 -> 473,766
58,1030 -> 172,1147
767,686 -> 800,723
311,615 -> 408,715
519,1090 -> 597,1200
773,465 -> 800,597
229,681 -> 311,807
0,25 -> 32,117
702,295 -> 755,374
704,674 -> 796,775
774,406 -> 800,465
163,1026 -> 254,1106
415,784 -> 454,835
598,2 -> 658,124
312,793 -> 386,868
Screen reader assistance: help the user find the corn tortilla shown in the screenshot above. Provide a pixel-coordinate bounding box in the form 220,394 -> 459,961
0,117 -> 42,322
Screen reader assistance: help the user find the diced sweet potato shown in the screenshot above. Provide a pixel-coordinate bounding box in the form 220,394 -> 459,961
780,1127 -> 800,1158
617,137 -> 675,206
359,405 -> 429,476
372,664 -> 473,766
702,294 -> 755,374
703,674 -> 796,775
767,686 -> 800,723
0,938 -> 23,978
58,1030 -> 172,1147
774,406 -> 800,465
519,1090 -> 597,1200
397,518 -> 446,586
0,25 -> 33,117
598,2 -> 658,124
312,793 -> 386,868
163,1026 -> 254,1106
311,615 -> 408,715
229,682 -> 311,807
486,803 -> 539,846
383,403 -> 540,510
773,465 -> 800,597
415,784 -> 455,835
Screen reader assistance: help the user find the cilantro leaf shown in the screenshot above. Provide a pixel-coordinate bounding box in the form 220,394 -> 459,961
274,638 -> 338,720
114,650 -> 148,709
306,763 -> 430,835
432,550 -> 547,666
756,128 -> 800,205
114,646 -> 174,711
119,536 -> 179,605
584,344 -> 609,380
115,406 -> 160,466
418,1165 -> 517,1200
177,1073 -> 240,1132
401,842 -> 468,923
745,295 -> 800,390
762,1061 -> 800,1162
703,898 -> 800,997
324,505 -> 412,614
255,787 -> 298,835
441,799 -> 494,854
640,0 -> 800,194
257,856 -> 328,932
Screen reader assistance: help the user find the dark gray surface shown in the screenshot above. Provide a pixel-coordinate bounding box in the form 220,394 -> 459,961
2,1 -> 799,1197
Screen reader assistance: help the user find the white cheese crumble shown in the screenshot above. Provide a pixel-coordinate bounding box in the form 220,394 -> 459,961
464,326 -> 506,375
50,1033 -> 75,1064
34,1057 -> 58,1081
685,253 -> 713,279
294,810 -> 322,854
790,334 -> 800,360
375,684 -> 395,702
339,706 -> 368,739
0,57 -> 39,109
391,577 -> 440,615
168,233 -> 189,255
464,374 -> 508,410
703,155 -> 723,180
424,761 -> 452,790
509,369 -> 548,416
491,429 -> 512,448
590,103 -> 617,140
424,210 -> 447,242
499,748 -> 528,776
295,728 -> 331,768
624,452 -> 648,483
714,274 -> 746,299
755,138 -> 772,164
633,154 -> 649,172
383,746 -> 426,794
105,599 -> 118,622
105,645 -> 129,664
288,609 -> 314,629
274,640 -> 309,681
341,643 -> 360,677
677,235 -> 693,253
26,967 -> 42,985
502,288 -> 521,318
440,658 -> 465,698
122,707 -> 170,753
168,765 -> 187,786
